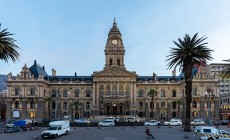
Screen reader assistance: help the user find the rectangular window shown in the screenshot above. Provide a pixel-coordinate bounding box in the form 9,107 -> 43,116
150,102 -> 154,109
86,102 -> 90,110
161,101 -> 165,107
15,88 -> 20,96
63,102 -> 67,110
139,102 -> 143,109
30,88 -> 35,96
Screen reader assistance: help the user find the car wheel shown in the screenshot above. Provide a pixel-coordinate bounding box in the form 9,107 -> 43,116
65,131 -> 69,135
207,137 -> 214,140
54,134 -> 58,139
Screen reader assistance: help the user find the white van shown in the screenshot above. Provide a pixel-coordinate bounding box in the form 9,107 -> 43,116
124,116 -> 139,122
41,120 -> 70,139
194,126 -> 230,140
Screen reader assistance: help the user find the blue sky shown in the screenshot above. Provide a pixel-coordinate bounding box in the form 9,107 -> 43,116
1,0 -> 230,76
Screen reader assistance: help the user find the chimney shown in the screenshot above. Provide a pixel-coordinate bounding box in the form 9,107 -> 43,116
172,69 -> 176,77
52,69 -> 56,76
153,72 -> 157,81
43,66 -> 45,70
75,72 -> 77,77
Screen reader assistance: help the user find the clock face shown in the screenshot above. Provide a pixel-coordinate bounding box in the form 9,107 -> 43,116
112,40 -> 117,45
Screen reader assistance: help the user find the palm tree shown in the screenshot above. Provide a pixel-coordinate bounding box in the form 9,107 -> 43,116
176,99 -> 184,119
43,97 -> 54,120
71,101 -> 80,119
166,33 -> 213,131
148,89 -> 158,119
0,24 -> 20,63
220,59 -> 230,78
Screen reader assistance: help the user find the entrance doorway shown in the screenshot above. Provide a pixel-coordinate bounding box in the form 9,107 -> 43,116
112,103 -> 117,115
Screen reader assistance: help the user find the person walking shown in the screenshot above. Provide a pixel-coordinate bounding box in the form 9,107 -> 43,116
145,127 -> 154,139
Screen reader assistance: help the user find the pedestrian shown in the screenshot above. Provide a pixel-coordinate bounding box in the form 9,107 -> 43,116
145,127 -> 154,139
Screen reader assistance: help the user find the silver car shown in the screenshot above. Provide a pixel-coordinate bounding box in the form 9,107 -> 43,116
144,120 -> 161,126
98,120 -> 115,127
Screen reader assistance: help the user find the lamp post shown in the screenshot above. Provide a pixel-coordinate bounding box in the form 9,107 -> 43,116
205,89 -> 212,126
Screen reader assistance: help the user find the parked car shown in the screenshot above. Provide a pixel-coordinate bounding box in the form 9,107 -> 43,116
124,116 -> 139,122
164,119 -> 182,126
98,120 -> 115,127
190,119 -> 205,126
144,120 -> 161,126
74,118 -> 91,123
105,116 -> 119,122
215,120 -> 229,125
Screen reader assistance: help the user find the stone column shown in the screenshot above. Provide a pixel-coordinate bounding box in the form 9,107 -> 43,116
57,102 -> 61,120
37,99 -> 44,121
214,100 -> 219,119
156,102 -> 160,120
200,100 -> 205,119
21,99 -> 27,119
167,102 -> 171,120
93,82 -> 96,105
6,99 -> 12,122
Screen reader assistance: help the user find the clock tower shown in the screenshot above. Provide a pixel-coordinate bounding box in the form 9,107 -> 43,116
104,19 -> 126,69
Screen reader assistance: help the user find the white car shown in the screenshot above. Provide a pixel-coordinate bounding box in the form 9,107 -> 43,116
164,119 -> 182,126
144,120 -> 161,126
105,117 -> 119,122
98,120 -> 115,127
190,119 -> 205,126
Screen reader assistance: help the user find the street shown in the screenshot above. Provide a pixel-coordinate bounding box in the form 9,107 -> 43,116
0,125 -> 217,140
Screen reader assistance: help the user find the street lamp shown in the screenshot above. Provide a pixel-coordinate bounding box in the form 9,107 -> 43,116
205,89 -> 213,126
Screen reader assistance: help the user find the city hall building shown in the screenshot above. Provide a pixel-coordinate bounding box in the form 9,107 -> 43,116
5,21 -> 220,122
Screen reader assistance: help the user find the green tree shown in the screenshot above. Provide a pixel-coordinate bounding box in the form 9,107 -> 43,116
0,24 -> 20,63
43,97 -> 54,120
148,89 -> 158,119
176,99 -> 184,119
166,33 -> 213,131
71,101 -> 80,119
220,59 -> 230,78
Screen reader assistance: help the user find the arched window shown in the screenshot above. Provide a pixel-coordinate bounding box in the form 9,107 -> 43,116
86,90 -> 91,97
193,111 -> 197,118
172,90 -> 176,97
161,90 -> 165,97
75,90 -> 80,97
138,89 -> 143,97
192,100 -> 197,108
30,101 -> 35,108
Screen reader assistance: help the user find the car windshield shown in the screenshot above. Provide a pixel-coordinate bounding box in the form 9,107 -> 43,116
48,127 -> 58,130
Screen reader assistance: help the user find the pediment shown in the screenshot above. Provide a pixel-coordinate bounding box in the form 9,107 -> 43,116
93,66 -> 137,77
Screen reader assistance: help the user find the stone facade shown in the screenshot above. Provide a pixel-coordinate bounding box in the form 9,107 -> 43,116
5,21 -> 220,122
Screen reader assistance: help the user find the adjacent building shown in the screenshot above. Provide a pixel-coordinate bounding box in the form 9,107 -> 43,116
5,21 -> 220,122
206,63 -> 230,119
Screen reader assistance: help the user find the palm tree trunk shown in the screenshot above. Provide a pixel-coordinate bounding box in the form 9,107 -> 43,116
184,64 -> 193,131
151,96 -> 154,119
